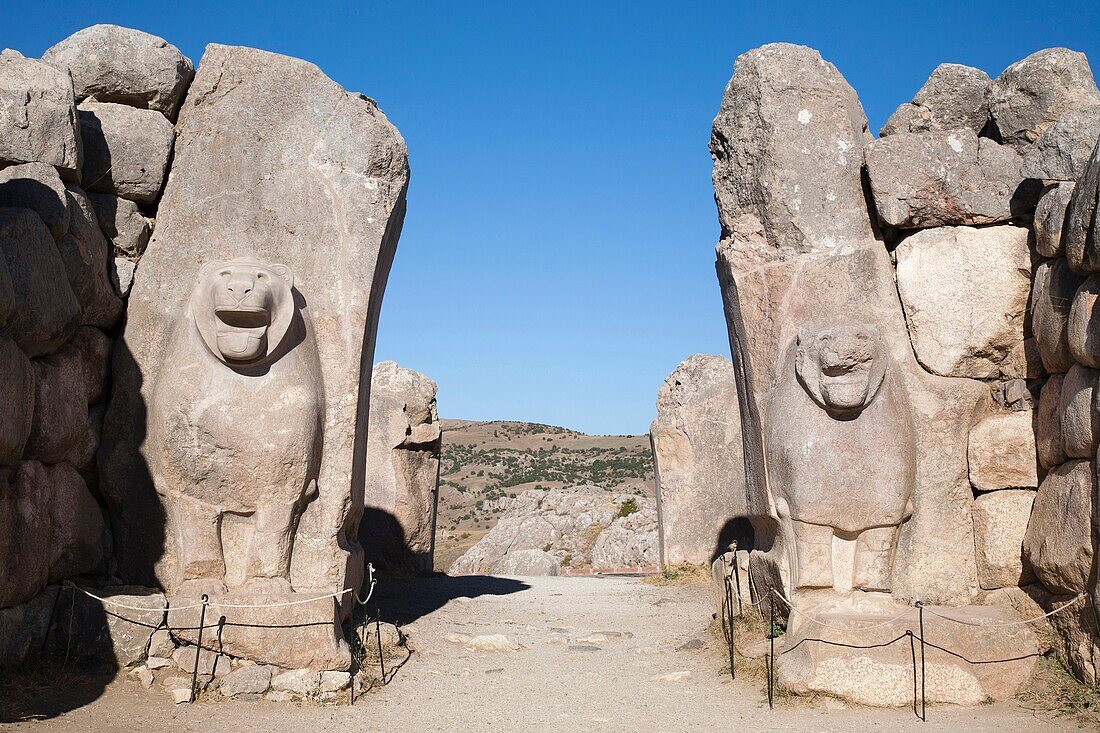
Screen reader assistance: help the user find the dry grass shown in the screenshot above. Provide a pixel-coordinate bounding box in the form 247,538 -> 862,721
644,563 -> 711,586
1017,653 -> 1100,724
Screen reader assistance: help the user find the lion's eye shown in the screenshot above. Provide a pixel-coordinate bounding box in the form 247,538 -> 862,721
219,270 -> 231,277
257,272 -> 267,280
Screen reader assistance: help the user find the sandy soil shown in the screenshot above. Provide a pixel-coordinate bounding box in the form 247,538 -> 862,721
1,575 -> 1088,732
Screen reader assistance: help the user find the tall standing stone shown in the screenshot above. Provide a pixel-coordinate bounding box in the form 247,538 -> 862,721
650,354 -> 745,566
99,45 -> 408,669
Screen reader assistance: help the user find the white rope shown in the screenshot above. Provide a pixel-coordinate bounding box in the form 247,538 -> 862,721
66,581 -> 353,612
354,563 -> 377,606
923,593 -> 1086,628
771,590 -> 915,632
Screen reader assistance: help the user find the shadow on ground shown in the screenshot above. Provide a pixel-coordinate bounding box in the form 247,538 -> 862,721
368,574 -> 530,625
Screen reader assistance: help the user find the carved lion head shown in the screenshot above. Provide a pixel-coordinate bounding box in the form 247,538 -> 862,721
191,258 -> 296,365
795,321 -> 887,414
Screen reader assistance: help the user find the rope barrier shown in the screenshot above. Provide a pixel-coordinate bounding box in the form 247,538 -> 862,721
63,580 -> 378,612
922,593 -> 1086,627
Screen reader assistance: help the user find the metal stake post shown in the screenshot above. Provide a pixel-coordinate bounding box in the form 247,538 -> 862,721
916,601 -> 926,721
724,575 -> 736,680
768,590 -> 775,710
1088,592 -> 1100,639
190,594 -> 209,704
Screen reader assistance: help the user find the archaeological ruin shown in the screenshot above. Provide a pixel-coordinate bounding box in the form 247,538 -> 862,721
1,18 -> 1099,722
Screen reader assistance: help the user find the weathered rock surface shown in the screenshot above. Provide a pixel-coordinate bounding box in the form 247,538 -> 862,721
219,664 -> 275,697
46,462 -> 105,582
1036,374 -> 1067,470
990,48 -> 1100,151
1034,183 -> 1075,258
1068,274 -> 1100,367
99,40 -> 409,642
87,192 -> 150,257
1058,364 -> 1100,458
0,336 -> 33,464
1021,105 -> 1100,181
967,412 -> 1039,491
43,24 -> 194,119
1047,593 -> 1100,686
450,487 -> 657,575
865,129 -> 1039,229
895,225 -> 1031,378
710,43 -> 873,269
880,63 -> 991,137
58,586 -> 167,666
58,185 -> 123,327
0,55 -> 81,180
0,587 -> 57,666
490,549 -> 559,577
778,599 -> 1038,705
77,100 -> 174,204
1066,140 -> 1100,273
24,343 -> 89,463
0,207 -> 80,356
1032,258 -> 1087,373
650,354 -> 744,566
0,162 -> 70,239
972,489 -> 1037,589
1022,460 -> 1096,595
361,361 -> 441,574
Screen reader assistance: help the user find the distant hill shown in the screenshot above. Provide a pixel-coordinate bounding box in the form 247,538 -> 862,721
434,419 -> 656,571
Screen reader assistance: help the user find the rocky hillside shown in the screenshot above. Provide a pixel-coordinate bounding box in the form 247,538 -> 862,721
434,420 -> 655,571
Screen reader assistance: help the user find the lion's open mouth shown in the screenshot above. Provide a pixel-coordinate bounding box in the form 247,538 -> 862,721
215,306 -> 270,329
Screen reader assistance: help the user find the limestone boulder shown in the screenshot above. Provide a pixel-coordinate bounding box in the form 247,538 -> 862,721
1068,275 -> 1100,367
0,462 -> 51,607
57,586 -> 167,666
1066,139 -> 1100,273
77,100 -> 174,204
58,186 -> 123,327
0,246 -> 12,328
1032,258 -> 1087,373
1021,105 -> 1100,182
590,509 -> 659,569
0,336 -> 33,465
66,326 -> 111,404
43,25 -> 194,119
1034,183 -> 1075,258
710,43 -> 873,269
778,599 -> 1037,705
489,549 -> 560,577
68,404 -> 104,471
87,193 -> 151,258
1058,364 -> 1099,458
24,345 -> 89,463
219,664 -> 275,697
0,207 -> 80,356
361,361 -> 441,574
880,63 -> 991,137
650,354 -> 744,566
990,48 -> 1100,151
1036,374 -> 1067,470
1022,459 -> 1096,595
1047,593 -> 1100,686
0,55 -> 81,181
895,225 -> 1031,378
973,489 -> 1037,589
0,587 -> 57,666
865,129 -> 1039,229
0,162 -> 70,239
967,412 -> 1039,491
46,462 -> 104,582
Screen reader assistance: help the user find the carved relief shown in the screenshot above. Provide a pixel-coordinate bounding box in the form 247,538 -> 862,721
765,321 -> 916,593
149,258 -> 323,596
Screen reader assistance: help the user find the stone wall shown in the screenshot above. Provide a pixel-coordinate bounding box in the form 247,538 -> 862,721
711,43 -> 1100,696
0,25 -> 189,665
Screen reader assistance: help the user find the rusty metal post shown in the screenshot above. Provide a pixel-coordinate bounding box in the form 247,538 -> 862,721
190,594 -> 209,704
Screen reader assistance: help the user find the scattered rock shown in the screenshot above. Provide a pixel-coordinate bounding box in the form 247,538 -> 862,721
318,670 -> 351,693
446,633 -> 523,652
172,645 -> 230,678
219,664 -> 274,697
880,63 -> 991,137
676,638 -> 705,651
270,668 -> 317,696
651,670 -> 692,682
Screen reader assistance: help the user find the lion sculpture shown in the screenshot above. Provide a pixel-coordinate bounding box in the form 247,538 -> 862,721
149,257 -> 323,596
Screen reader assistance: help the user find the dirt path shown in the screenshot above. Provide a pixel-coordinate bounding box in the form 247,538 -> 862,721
2,575 -> 1087,732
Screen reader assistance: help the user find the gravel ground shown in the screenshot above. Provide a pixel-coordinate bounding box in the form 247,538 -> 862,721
1,575 -> 1089,732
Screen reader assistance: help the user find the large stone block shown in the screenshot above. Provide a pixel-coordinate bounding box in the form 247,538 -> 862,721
99,44 -> 408,669
0,55 -> 81,180
46,461 -> 104,583
1066,139 -> 1100,273
87,192 -> 150,258
77,100 -> 174,204
1022,459 -> 1096,595
1069,274 -> 1100,367
1036,374 -> 1067,470
361,361 -> 441,574
0,162 -> 70,239
1058,364 -> 1099,458
650,354 -> 745,566
1032,258 -> 1086,373
57,186 -> 123,327
990,48 -> 1100,151
1022,105 -> 1100,182
879,63 -> 990,137
24,343 -> 88,463
778,599 -> 1038,706
1047,593 -> 1100,686
972,489 -> 1037,589
967,412 -> 1039,491
1034,183 -> 1074,259
709,43 -> 873,269
0,207 -> 80,356
43,24 -> 194,119
56,586 -> 167,667
895,225 -> 1031,378
865,129 -> 1038,229
0,462 -> 51,607
0,587 -> 58,666
0,335 -> 33,465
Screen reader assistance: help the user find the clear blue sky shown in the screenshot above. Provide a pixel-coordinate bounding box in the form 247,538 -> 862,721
5,2 -> 1097,434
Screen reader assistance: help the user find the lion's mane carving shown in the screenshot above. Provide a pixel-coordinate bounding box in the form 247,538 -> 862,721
149,257 -> 324,596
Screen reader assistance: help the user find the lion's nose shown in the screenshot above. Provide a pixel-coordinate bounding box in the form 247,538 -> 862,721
226,276 -> 254,302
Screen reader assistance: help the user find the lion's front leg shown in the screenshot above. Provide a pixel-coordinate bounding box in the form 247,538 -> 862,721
791,520 -> 834,590
171,492 -> 228,596
853,526 -> 897,592
242,498 -> 297,594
